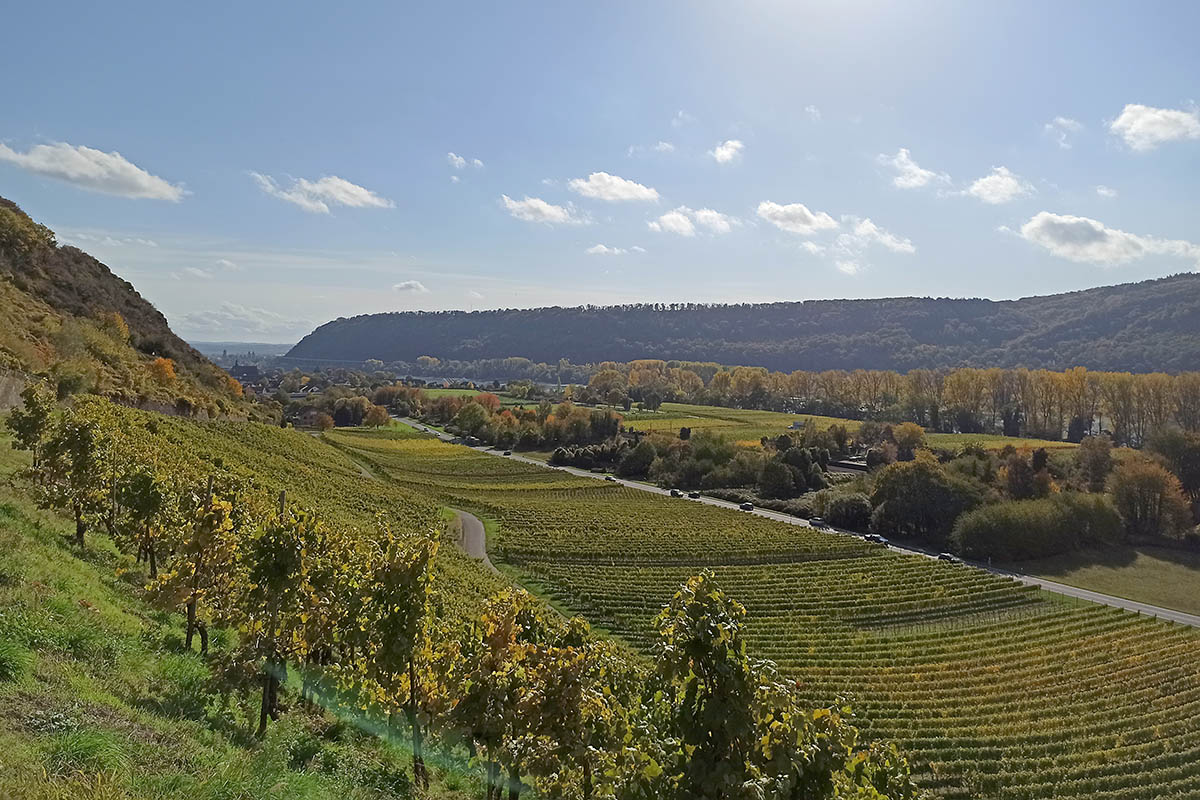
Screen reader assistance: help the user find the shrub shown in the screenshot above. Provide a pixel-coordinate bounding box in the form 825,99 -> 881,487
45,729 -> 131,777
952,493 -> 1122,561
0,637 -> 31,682
827,493 -> 872,531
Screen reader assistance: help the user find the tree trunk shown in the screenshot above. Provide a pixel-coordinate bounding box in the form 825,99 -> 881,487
257,668 -> 274,738
407,656 -> 428,789
507,767 -> 522,800
197,619 -> 208,656
73,503 -> 85,548
147,538 -> 157,580
186,597 -> 197,651
583,758 -> 593,800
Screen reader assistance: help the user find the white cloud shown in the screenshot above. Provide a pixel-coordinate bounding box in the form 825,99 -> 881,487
877,148 -> 949,189
1044,117 -> 1083,149
250,172 -> 393,213
691,208 -> 737,234
181,267 -> 213,280
671,110 -> 695,128
468,290 -> 484,300
64,231 -> 159,248
447,152 -> 484,169
500,194 -> 581,224
1019,211 -> 1200,266
838,217 -> 916,254
709,139 -> 745,164
800,241 -> 826,255
450,175 -> 461,183
586,244 -> 628,255
967,166 -> 1034,204
756,201 -> 839,235
1110,104 -> 1200,151
393,280 -> 429,293
805,105 -> 822,121
630,245 -> 647,253
836,261 -> 861,276
567,171 -> 659,202
654,141 -> 675,153
648,206 -> 737,237
648,209 -> 696,237
216,258 -> 240,271
176,302 -> 312,338
0,141 -> 186,201
1096,185 -> 1118,198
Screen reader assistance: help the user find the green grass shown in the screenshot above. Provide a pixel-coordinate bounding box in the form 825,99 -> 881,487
1005,545 -> 1200,616
621,401 -> 1077,452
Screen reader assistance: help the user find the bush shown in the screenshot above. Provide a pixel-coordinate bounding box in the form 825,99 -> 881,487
826,493 -> 872,531
952,493 -> 1122,561
45,729 -> 131,777
0,637 -> 31,682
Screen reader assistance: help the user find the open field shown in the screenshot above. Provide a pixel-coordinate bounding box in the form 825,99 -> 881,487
620,401 -> 1079,451
1007,546 -> 1200,617
334,426 -> 1200,800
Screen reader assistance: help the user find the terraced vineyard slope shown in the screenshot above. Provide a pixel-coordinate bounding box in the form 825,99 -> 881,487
331,426 -> 1200,800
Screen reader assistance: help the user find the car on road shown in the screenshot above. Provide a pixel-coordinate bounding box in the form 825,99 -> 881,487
864,534 -> 891,546
688,491 -> 701,499
809,516 -> 829,528
938,552 -> 961,563
670,488 -> 683,497
502,451 -> 512,456
739,501 -> 754,511
605,476 -> 617,482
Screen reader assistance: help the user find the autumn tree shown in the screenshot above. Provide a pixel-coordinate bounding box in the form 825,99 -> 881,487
149,356 -> 177,385
891,422 -> 925,461
1075,434 -> 1113,492
365,403 -> 391,427
1108,458 -> 1192,540
30,407 -> 110,548
870,451 -> 982,545
117,467 -> 174,579
6,382 -> 57,466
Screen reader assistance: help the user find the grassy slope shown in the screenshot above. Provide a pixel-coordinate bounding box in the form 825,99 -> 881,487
0,425 -> 494,800
1005,546 -> 1200,616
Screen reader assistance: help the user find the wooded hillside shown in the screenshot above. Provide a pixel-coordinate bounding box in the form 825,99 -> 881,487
287,275 -> 1200,373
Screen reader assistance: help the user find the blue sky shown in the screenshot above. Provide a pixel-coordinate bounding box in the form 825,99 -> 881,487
2,1 -> 1199,343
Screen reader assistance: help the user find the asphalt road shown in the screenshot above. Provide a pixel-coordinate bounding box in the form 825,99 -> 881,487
400,419 -> 1200,628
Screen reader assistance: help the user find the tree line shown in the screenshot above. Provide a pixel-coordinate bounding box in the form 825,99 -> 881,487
283,273 -> 1200,373
4,385 -> 923,799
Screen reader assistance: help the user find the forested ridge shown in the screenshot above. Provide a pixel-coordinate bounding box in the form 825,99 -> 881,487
288,274 -> 1200,373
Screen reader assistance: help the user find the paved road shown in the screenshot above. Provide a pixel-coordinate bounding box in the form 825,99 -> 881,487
452,508 -> 499,575
399,419 -> 1200,628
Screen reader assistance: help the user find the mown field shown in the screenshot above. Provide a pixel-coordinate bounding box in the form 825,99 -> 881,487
333,426 -> 1200,800
619,402 -> 1079,452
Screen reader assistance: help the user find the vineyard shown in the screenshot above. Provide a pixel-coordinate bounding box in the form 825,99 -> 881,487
334,426 -> 1200,800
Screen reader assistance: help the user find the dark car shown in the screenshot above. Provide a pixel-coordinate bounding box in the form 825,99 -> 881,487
810,516 -> 829,528
938,552 -> 961,563
739,501 -> 754,511
502,450 -> 512,456
670,488 -> 683,498
605,476 -> 617,482
688,491 -> 701,499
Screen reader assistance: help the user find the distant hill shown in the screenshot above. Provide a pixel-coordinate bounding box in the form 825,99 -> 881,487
288,275 -> 1200,373
0,196 -> 250,416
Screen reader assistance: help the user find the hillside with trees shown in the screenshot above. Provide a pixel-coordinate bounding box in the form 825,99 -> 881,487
287,274 -> 1200,373
0,197 -> 252,418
